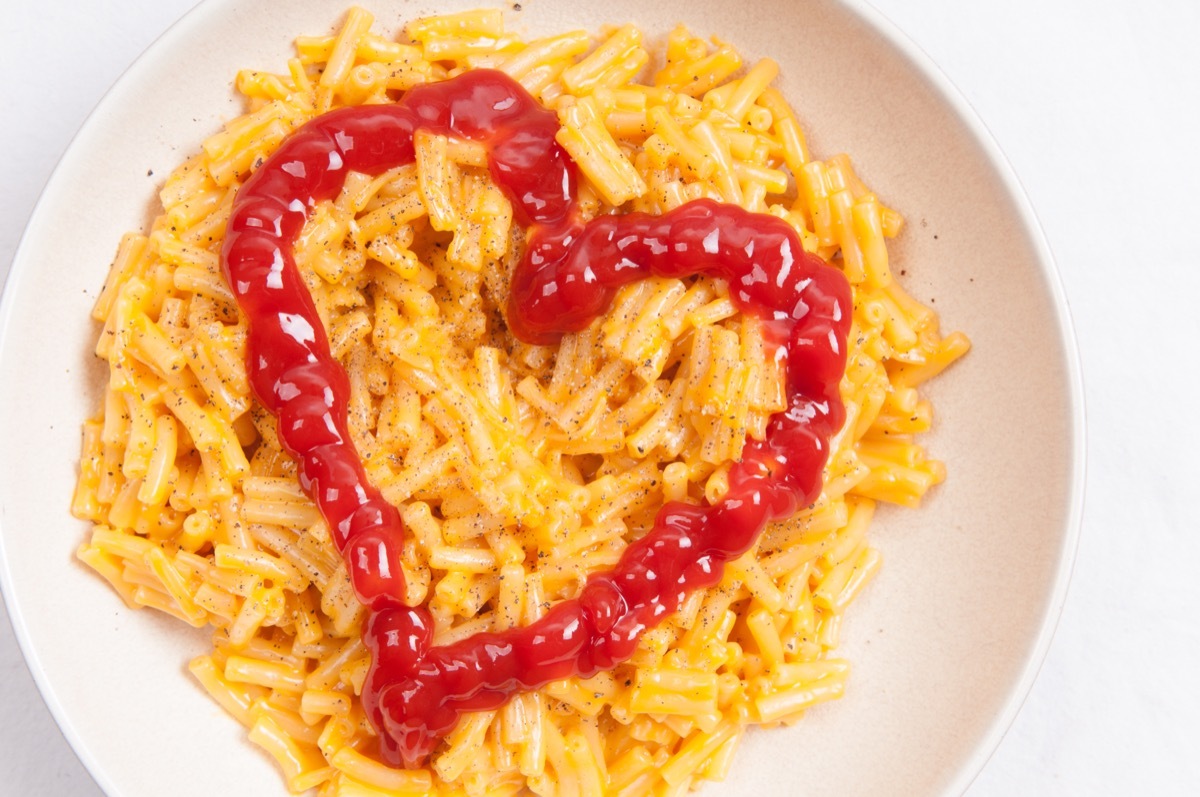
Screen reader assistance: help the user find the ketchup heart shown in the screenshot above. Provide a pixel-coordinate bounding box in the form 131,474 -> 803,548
221,69 -> 850,768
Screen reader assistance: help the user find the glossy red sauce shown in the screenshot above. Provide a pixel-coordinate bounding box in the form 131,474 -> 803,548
221,70 -> 850,767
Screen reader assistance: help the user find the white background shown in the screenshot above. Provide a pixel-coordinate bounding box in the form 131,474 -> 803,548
2,1 -> 1198,795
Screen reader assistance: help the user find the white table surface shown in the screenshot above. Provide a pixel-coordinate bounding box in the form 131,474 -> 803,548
2,1 -> 1197,794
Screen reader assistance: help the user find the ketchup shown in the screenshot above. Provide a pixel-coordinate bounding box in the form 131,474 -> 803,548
221,70 -> 850,768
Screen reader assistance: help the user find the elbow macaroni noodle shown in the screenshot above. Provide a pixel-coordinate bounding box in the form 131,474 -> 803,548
73,7 -> 969,795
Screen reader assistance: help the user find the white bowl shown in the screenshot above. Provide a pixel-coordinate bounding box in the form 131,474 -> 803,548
0,1 -> 1084,795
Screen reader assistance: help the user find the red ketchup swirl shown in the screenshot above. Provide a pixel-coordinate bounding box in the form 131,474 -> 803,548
221,70 -> 850,768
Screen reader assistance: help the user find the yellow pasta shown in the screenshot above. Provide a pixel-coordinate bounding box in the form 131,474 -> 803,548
73,7 -> 969,796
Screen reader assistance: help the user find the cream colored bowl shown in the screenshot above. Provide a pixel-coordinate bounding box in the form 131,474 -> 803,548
0,1 -> 1083,794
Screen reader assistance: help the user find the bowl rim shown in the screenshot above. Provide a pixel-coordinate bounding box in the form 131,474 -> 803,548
844,0 -> 1087,792
0,1 -> 1087,794
0,4 -> 241,794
